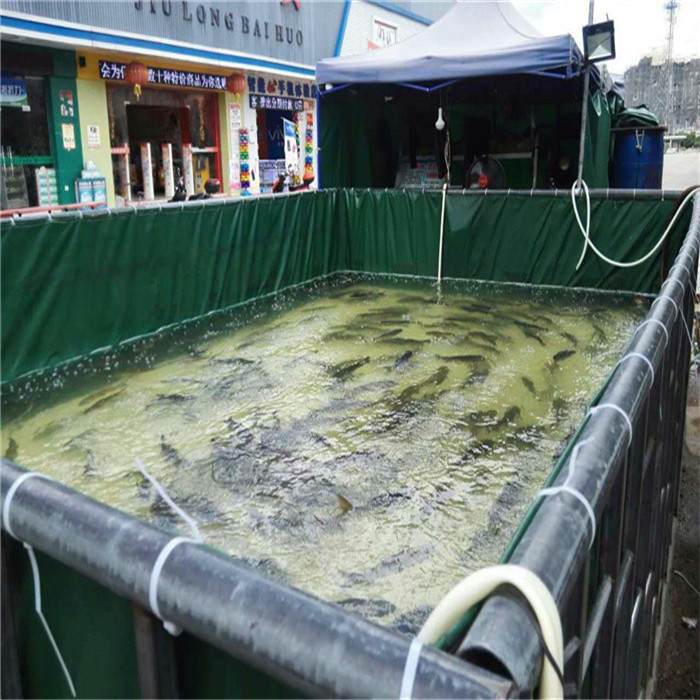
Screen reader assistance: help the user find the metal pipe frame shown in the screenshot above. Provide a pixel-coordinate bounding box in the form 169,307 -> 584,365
460,193 -> 700,696
0,460 -> 511,699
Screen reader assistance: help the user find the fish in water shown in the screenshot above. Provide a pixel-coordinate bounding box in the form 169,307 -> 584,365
520,326 -> 545,346
4,437 -> 18,461
468,331 -> 499,347
521,376 -> 537,397
160,435 -> 190,468
425,366 -> 449,385
78,383 -> 126,407
330,357 -> 371,380
438,354 -> 487,364
152,393 -> 193,404
376,329 -> 403,341
342,545 -> 434,586
465,369 -> 490,386
336,597 -> 397,619
393,350 -> 413,370
82,387 -> 125,414
336,493 -> 354,515
560,332 -> 578,347
553,349 -> 576,363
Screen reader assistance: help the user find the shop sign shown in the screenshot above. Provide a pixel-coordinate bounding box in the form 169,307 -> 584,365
247,76 -> 311,99
62,123 -> 76,151
283,118 -> 298,173
250,94 -> 303,112
59,90 -> 75,118
99,60 -> 227,90
133,2 -> 304,47
372,18 -> 398,49
87,125 -> 101,149
0,75 -> 29,109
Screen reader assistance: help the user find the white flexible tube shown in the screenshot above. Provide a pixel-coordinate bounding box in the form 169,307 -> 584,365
437,182 -> 447,284
572,182 -> 700,270
417,564 -> 563,699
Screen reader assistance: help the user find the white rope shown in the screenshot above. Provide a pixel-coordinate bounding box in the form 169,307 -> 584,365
587,403 -> 633,448
572,182 -> 700,269
651,294 -> 694,347
617,352 -> 655,386
635,318 -> 669,348
663,276 -> 686,298
135,458 -> 202,635
652,295 -> 679,320
2,473 -> 76,697
536,439 -> 597,549
135,458 -> 202,542
399,638 -> 423,699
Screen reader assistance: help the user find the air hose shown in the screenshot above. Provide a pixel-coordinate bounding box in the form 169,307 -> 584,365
572,181 -> 700,270
417,564 -> 563,699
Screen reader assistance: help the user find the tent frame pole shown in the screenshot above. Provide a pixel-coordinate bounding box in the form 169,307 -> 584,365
576,0 -> 596,190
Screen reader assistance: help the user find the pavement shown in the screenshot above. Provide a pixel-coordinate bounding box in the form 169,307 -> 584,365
663,151 -> 700,190
654,331 -> 699,698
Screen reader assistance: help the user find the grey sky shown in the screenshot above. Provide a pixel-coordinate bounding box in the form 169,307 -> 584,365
515,0 -> 700,73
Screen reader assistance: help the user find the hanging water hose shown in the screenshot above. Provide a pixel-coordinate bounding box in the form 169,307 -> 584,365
572,181 -> 700,270
416,564 -> 564,699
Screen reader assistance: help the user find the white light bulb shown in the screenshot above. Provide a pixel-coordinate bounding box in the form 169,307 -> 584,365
325,83 -> 334,91
435,108 -> 445,131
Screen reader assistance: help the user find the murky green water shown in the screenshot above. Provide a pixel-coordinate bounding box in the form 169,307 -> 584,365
1,275 -> 648,633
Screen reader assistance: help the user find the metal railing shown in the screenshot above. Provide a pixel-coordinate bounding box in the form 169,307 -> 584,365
460,193 -> 700,696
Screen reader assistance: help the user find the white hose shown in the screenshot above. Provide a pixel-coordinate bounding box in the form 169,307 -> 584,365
572,181 -> 700,270
437,182 -> 447,284
417,564 -> 563,699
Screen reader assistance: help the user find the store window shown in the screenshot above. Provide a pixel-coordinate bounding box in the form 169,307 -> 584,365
1,75 -> 53,208
107,84 -> 221,202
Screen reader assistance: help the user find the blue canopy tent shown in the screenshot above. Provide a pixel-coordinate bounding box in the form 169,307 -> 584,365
316,1 -> 611,189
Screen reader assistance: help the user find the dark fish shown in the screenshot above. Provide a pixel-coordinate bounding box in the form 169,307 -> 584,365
349,290 -> 383,300
520,327 -> 545,346
153,393 -> 193,404
553,349 -> 576,363
392,605 -> 433,636
336,493 -> 354,514
381,337 -> 428,346
521,376 -> 537,397
160,435 -> 189,468
330,357 -> 370,380
465,370 -> 490,385
560,332 -> 578,347
426,330 -> 455,340
78,383 -> 126,407
425,366 -> 449,385
379,319 -> 411,326
4,437 -> 18,461
459,439 -> 494,462
461,302 -> 493,314
514,320 -> 548,333
82,387 -> 125,414
393,350 -> 413,369
211,356 -> 256,367
84,448 -> 97,476
501,406 -> 521,425
438,354 -> 487,364
376,329 -> 402,340
488,480 -> 522,533
336,598 -> 397,619
468,331 -> 499,347
323,331 -> 363,343
591,324 -> 607,345
342,545 -> 434,586
365,491 -> 411,509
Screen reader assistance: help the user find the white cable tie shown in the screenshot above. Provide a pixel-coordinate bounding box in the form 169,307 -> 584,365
663,276 -> 686,297
635,318 -> 669,348
2,471 -> 53,539
135,458 -> 202,541
652,295 -> 679,320
399,638 -> 423,699
587,403 -> 633,448
538,485 -> 596,549
2,472 -> 76,697
148,536 -> 197,636
617,352 -> 655,386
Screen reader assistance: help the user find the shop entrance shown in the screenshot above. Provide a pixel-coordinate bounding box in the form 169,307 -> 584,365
108,85 -> 221,203
126,104 -> 188,198
256,108 -> 294,192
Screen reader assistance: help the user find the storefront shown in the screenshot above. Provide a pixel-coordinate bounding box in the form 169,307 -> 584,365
0,42 -> 84,209
0,2 -> 449,208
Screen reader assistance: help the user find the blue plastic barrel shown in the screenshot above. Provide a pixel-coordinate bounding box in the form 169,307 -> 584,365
610,127 -> 666,189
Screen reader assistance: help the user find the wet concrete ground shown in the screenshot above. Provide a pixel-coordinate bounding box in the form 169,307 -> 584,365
655,354 -> 699,697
